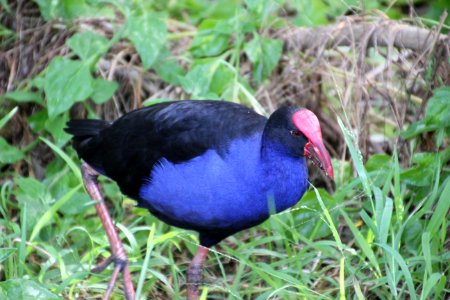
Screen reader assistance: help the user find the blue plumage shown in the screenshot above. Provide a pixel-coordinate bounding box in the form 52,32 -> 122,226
139,132 -> 308,245
65,100 -> 333,247
65,101 -> 335,298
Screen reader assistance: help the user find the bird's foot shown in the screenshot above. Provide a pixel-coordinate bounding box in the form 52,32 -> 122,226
187,264 -> 203,299
81,162 -> 135,300
92,255 -> 133,300
186,246 -> 209,300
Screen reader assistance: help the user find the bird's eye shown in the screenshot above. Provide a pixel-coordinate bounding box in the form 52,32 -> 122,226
290,130 -> 301,137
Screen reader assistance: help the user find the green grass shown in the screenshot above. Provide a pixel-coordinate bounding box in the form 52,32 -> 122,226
1,91 -> 449,300
0,131 -> 450,299
0,144 -> 448,299
1,0 -> 449,299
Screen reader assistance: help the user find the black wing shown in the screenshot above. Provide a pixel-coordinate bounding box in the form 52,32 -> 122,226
65,100 -> 266,198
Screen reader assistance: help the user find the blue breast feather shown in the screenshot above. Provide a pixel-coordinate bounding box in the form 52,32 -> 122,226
139,133 -> 309,232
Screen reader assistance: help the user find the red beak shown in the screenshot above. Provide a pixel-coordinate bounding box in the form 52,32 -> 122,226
292,109 -> 334,180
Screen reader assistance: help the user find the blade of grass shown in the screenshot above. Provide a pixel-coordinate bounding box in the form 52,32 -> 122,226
0,181 -> 13,222
0,106 -> 18,129
199,287 -> 209,300
392,148 -> 404,222
337,117 -> 372,203
421,232 -> 432,275
40,137 -> 81,180
359,210 -> 377,235
353,279 -> 365,300
341,209 -> 381,276
426,179 -> 450,234
311,184 -> 343,251
313,184 -> 346,299
374,186 -> 384,228
378,197 -> 393,245
421,272 -> 443,300
339,256 -> 346,300
376,243 -> 417,300
433,274 -> 447,299
116,223 -> 139,253
136,222 -> 156,299
18,202 -> 27,278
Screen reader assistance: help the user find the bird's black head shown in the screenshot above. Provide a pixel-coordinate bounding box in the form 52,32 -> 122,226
263,106 -> 334,179
264,107 -> 309,157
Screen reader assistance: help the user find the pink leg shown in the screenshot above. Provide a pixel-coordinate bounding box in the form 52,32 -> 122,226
187,246 -> 209,300
81,162 -> 135,300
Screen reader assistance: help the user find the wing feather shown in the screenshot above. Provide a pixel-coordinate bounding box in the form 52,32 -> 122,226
68,100 -> 266,198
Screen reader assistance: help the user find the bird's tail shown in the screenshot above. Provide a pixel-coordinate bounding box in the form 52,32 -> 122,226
65,119 -> 111,173
65,119 -> 110,137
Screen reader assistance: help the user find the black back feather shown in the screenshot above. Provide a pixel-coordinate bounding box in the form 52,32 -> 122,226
65,100 -> 267,199
65,119 -> 111,172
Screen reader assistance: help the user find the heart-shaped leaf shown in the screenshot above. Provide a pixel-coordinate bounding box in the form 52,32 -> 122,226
44,57 -> 93,118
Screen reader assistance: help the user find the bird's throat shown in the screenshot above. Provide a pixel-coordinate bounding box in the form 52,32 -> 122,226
259,140 -> 309,214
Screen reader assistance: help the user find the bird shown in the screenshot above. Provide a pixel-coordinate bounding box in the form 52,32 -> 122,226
65,100 -> 334,300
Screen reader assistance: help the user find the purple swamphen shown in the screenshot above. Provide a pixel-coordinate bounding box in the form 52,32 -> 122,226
65,100 -> 334,300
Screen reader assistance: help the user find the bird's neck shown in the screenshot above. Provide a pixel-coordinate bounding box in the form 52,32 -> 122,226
259,133 -> 308,213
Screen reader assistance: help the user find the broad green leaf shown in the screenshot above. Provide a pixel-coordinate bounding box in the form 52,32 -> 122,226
208,0 -> 240,20
244,34 -> 282,84
0,279 -> 61,300
34,0 -> 59,20
15,177 -> 49,233
15,177 -> 47,200
44,57 -> 93,117
210,62 -> 234,95
27,110 -> 48,133
400,120 -> 431,139
126,13 -> 167,69
29,74 -> 45,90
35,0 -> 89,20
1,91 -> 44,105
424,87 -> 450,127
293,0 -> 328,27
245,0 -> 282,27
44,112 -> 71,146
153,48 -> 185,85
190,19 -> 231,57
59,191 -> 90,215
0,137 -> 24,164
91,79 -> 118,104
401,87 -> 450,139
366,154 -> 392,186
365,154 -> 391,172
0,0 -> 11,13
67,30 -> 110,61
30,184 -> 82,242
400,152 -> 438,187
179,61 -> 219,98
